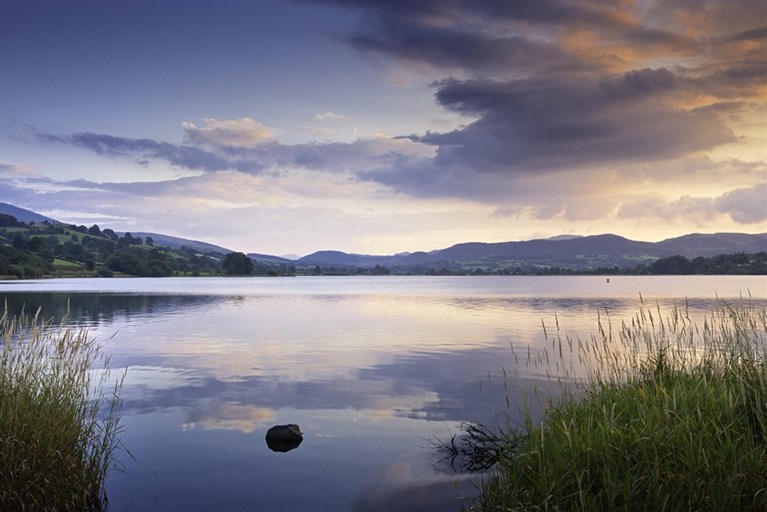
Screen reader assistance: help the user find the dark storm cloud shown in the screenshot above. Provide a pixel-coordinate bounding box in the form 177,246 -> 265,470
721,25 -> 767,43
30,1 -> 766,205
317,0 -> 685,41
317,0 -> 696,75
410,71 -> 733,172
698,63 -> 767,99
303,0 -> 765,200
342,17 -> 589,75
359,157 -> 509,199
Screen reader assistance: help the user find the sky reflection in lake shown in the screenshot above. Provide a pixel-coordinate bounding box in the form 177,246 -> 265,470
1,276 -> 765,511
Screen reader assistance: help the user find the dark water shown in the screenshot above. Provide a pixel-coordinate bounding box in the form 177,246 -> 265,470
1,276 -> 765,511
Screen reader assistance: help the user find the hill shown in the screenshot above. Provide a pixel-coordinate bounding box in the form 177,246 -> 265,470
128,232 -> 231,255
0,203 -> 233,255
247,253 -> 294,265
0,202 -> 59,224
299,233 -> 767,273
656,233 -> 767,257
1,202 -> 765,275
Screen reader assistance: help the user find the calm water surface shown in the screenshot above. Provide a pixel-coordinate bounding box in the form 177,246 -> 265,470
1,276 -> 765,511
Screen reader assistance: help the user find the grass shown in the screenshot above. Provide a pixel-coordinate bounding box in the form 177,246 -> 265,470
464,300 -> 767,511
0,308 -> 123,511
53,258 -> 85,269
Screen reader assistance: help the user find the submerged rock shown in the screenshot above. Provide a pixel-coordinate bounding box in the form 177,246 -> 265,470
265,424 -> 303,452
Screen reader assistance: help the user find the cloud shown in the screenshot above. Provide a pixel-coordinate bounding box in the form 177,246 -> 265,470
722,25 -> 767,44
368,70 -> 735,187
291,0 -> 767,206
181,117 -> 274,148
715,183 -> 767,224
16,0 -> 765,226
36,121 -> 435,180
183,401 -> 276,434
320,0 -> 697,72
618,184 -> 767,225
343,17 -> 590,76
38,131 -> 232,172
618,195 -> 718,226
303,0 -> 764,201
0,162 -> 40,178
315,111 -> 347,121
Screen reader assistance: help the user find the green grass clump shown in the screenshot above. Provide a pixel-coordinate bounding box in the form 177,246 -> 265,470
0,308 -> 122,511
473,302 -> 767,511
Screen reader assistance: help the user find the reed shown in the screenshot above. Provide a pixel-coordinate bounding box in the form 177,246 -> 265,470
469,300 -> 767,511
0,308 -> 123,511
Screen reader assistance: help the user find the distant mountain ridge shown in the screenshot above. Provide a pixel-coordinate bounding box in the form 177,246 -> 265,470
296,233 -> 767,271
2,202 -> 765,272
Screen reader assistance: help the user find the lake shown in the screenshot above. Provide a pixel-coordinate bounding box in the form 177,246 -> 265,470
1,275 -> 765,511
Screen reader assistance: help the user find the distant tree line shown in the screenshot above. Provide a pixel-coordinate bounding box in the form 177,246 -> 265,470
293,252 -> 767,276
458,253 -> 767,276
591,252 -> 767,276
638,252 -> 767,275
2,215 -> 765,277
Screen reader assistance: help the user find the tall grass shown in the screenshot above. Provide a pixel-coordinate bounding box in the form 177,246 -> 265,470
470,301 -> 767,511
0,308 -> 123,511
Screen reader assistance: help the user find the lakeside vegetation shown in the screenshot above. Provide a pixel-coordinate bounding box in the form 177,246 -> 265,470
454,301 -> 767,511
0,309 -> 123,510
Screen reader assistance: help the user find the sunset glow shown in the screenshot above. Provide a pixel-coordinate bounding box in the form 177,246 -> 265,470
1,0 -> 765,256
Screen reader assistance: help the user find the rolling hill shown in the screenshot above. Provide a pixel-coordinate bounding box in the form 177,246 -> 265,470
298,233 -> 767,272
0,202 -> 59,224
2,202 -> 765,272
0,203 -> 232,255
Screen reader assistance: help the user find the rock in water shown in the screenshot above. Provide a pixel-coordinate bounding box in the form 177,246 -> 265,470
266,424 -> 302,441
265,424 -> 303,452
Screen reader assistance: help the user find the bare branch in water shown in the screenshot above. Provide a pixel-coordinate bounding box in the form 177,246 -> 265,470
431,422 -> 523,473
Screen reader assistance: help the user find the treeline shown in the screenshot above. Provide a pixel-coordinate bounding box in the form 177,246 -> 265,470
652,252 -> 767,274
466,252 -> 766,276
590,252 -> 767,276
299,252 -> 767,276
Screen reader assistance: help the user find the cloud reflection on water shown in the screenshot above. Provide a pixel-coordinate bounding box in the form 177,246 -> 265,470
2,276 -> 764,511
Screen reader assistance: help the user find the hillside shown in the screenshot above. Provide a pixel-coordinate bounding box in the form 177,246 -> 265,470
128,232 -> 231,255
298,233 -> 767,272
0,202 -> 59,224
656,233 -> 767,257
2,202 -> 765,275
0,203 -> 233,255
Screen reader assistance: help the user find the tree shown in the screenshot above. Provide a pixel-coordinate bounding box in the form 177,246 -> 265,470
27,236 -> 48,254
107,251 -> 147,276
221,252 -> 254,275
0,214 -> 22,227
649,255 -> 691,275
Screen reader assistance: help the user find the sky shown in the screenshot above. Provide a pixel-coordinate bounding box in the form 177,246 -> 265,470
1,0 -> 765,257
